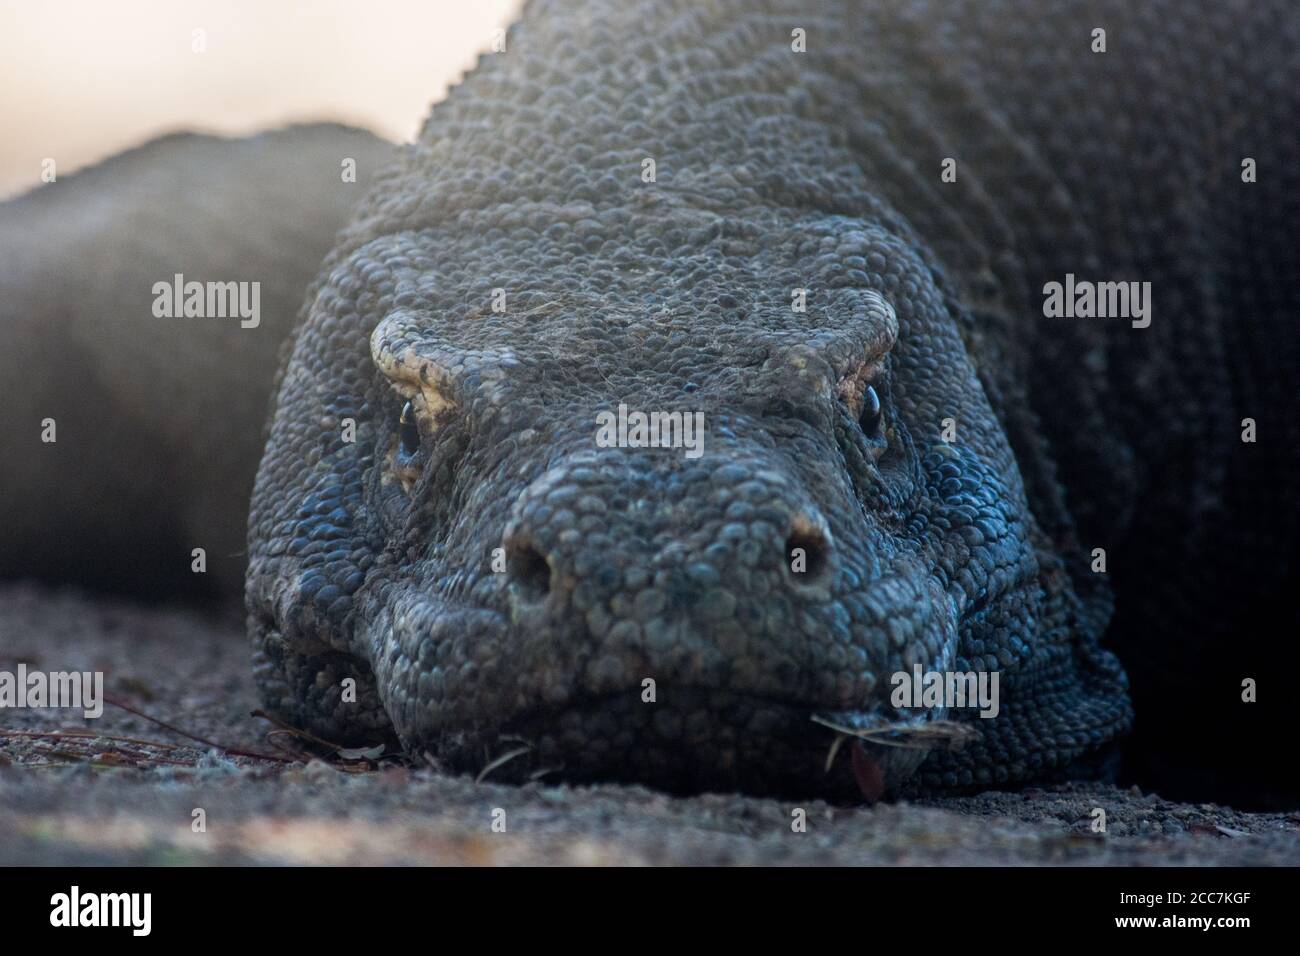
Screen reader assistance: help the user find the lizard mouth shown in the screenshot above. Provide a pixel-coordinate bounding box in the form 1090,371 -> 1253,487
337,556 -> 979,800
343,583 -> 959,800
433,688 -> 947,802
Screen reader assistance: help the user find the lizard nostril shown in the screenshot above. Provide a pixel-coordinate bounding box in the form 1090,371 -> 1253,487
785,517 -> 831,585
507,539 -> 552,602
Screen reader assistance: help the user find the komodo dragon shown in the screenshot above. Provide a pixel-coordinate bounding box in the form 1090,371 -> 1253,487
2,0 -> 1297,803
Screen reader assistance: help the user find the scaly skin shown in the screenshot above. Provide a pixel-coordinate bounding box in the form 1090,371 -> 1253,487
246,0 -> 1298,800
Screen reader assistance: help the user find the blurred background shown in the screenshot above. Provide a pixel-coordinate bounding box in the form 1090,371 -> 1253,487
0,0 -> 523,199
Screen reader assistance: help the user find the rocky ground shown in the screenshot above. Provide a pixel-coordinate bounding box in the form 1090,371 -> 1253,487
1,582 -> 1297,866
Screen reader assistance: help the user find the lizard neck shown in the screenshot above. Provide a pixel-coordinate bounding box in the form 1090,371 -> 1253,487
340,1 -> 912,243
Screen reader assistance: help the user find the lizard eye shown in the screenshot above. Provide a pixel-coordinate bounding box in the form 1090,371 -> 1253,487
859,384 -> 884,437
385,384 -> 454,494
399,400 -> 420,455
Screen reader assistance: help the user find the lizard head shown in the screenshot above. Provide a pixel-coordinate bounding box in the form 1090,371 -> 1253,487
247,197 -> 1126,799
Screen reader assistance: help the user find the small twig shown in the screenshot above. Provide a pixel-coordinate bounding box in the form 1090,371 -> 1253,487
261,729 -> 318,761
2,727 -> 287,766
104,694 -> 295,763
2,728 -> 193,750
5,732 -> 200,768
475,745 -> 532,784
811,714 -> 977,750
823,732 -> 849,773
249,708 -> 349,754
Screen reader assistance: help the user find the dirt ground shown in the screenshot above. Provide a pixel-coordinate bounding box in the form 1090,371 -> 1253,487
1,582 -> 1297,866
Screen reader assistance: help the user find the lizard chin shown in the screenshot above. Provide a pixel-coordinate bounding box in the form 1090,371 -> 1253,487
348,580 -> 963,801
444,687 -> 937,801
322,534 -> 977,801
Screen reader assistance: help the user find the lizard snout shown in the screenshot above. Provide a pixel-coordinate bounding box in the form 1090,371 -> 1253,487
502,504 -> 834,610
496,449 -> 852,708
